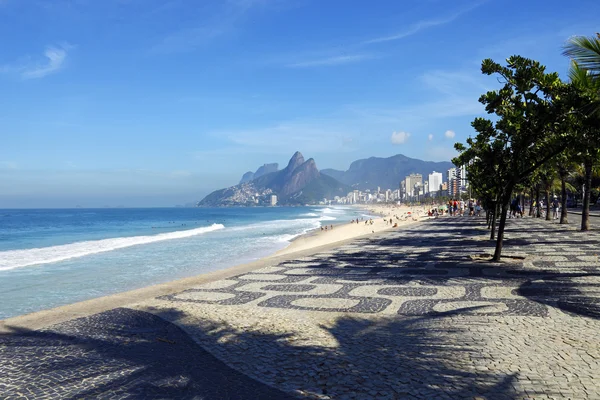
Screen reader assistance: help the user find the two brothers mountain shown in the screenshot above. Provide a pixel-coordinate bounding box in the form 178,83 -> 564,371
199,152 -> 453,206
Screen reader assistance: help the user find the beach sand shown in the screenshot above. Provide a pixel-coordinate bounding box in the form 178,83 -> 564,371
274,204 -> 430,257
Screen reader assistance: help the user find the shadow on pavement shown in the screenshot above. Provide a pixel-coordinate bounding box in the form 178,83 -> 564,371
0,307 -> 292,399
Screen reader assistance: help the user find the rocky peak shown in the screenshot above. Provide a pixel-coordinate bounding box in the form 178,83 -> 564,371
239,171 -> 255,184
285,151 -> 305,172
280,158 -> 320,196
254,163 -> 279,178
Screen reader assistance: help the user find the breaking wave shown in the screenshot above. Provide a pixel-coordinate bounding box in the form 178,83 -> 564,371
0,224 -> 225,271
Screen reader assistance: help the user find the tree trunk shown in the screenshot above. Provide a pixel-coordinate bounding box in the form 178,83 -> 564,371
529,188 -> 534,216
492,197 -> 510,261
490,202 -> 498,240
535,185 -> 541,218
582,160 -> 592,231
545,189 -> 551,221
560,176 -> 568,224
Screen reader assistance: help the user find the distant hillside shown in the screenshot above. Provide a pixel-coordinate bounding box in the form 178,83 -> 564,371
199,152 -> 349,206
321,154 -> 454,190
239,163 -> 279,184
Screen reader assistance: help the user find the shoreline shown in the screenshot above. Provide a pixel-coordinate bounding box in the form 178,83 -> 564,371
273,204 -> 428,257
0,204 -> 430,332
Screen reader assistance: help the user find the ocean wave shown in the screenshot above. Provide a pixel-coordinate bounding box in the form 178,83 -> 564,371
0,224 -> 225,271
229,217 -> 323,233
319,215 -> 336,221
300,213 -> 319,217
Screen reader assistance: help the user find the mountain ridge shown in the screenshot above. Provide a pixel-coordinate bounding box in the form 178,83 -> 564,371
321,154 -> 454,190
199,152 -> 349,206
239,162 -> 279,184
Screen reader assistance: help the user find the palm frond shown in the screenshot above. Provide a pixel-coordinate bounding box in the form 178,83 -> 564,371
568,61 -> 592,86
563,35 -> 600,74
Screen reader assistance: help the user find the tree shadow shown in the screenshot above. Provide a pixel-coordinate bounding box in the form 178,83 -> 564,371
283,217 -> 600,321
0,307 -> 292,399
165,309 -> 523,399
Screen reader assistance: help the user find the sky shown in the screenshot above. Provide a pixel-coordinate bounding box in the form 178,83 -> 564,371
1,0 -> 598,207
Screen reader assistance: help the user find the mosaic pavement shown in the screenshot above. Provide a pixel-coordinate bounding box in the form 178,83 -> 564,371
158,219 -> 598,319
0,308 -> 292,399
2,217 -> 599,399
148,217 -> 600,399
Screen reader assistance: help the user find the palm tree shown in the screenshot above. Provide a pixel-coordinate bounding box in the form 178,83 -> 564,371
566,62 -> 600,230
563,33 -> 600,77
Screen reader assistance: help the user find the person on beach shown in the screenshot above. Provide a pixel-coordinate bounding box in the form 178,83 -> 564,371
516,202 -> 523,218
509,198 -> 517,218
552,196 -> 560,219
448,200 -> 454,216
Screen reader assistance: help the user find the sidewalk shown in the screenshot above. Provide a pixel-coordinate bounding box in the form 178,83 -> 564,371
2,217 -> 599,399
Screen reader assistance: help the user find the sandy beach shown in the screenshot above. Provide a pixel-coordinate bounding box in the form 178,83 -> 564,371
274,204 -> 430,256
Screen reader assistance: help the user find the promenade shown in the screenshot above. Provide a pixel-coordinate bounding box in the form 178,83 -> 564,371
2,217 -> 599,399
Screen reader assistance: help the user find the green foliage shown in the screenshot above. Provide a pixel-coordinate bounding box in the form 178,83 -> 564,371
454,56 -> 571,259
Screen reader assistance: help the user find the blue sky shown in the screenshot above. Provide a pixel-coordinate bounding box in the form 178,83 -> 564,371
1,0 -> 598,207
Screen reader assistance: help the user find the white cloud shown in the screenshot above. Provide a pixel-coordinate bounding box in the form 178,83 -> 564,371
150,0 -> 272,54
364,2 -> 485,45
1,44 -> 71,79
421,70 -> 491,96
204,121 -> 360,156
288,54 -> 373,68
444,130 -> 456,139
391,131 -> 410,144
428,134 -> 433,141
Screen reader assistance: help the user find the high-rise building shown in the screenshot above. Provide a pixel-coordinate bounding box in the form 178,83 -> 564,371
270,194 -> 278,206
404,174 -> 423,199
447,168 -> 458,197
447,166 -> 468,197
428,171 -> 443,196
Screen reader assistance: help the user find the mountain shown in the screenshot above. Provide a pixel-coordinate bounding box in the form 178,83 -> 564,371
239,163 -> 279,184
321,154 -> 454,190
199,152 -> 349,206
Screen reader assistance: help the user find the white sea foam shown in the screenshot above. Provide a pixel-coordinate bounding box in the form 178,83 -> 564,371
300,213 -> 319,217
319,207 -> 347,214
319,215 -> 336,221
0,224 -> 225,271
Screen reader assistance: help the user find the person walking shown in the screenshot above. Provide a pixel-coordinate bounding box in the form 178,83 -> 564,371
552,196 -> 560,220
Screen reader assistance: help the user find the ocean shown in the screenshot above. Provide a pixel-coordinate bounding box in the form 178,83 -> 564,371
0,206 -> 364,320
